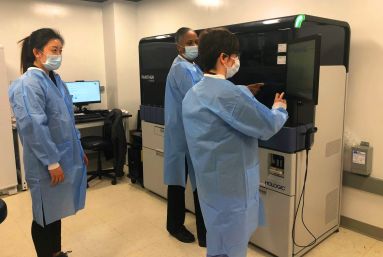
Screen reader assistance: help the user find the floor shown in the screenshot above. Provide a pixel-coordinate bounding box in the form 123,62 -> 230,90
1,177 -> 382,257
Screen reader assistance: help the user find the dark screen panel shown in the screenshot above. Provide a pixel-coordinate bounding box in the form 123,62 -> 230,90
286,35 -> 321,104
230,29 -> 292,108
139,41 -> 177,107
298,22 -> 346,68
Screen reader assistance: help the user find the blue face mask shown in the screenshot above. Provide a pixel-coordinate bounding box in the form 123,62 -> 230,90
43,54 -> 62,71
184,45 -> 198,61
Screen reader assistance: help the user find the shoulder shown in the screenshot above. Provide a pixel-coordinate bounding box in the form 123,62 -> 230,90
9,75 -> 47,103
168,62 -> 202,87
172,61 -> 191,74
193,78 -> 240,105
25,69 -> 49,87
10,70 -> 45,92
173,59 -> 200,75
200,77 -> 238,93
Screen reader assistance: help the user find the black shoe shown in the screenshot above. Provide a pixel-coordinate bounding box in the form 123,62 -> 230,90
55,251 -> 72,257
198,239 -> 206,247
169,226 -> 195,243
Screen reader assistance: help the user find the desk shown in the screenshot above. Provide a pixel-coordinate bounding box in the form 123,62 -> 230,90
15,112 -> 131,191
13,129 -> 27,191
75,113 -> 131,128
76,121 -> 104,129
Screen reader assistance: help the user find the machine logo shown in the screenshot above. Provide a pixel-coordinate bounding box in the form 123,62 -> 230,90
141,74 -> 155,82
265,181 -> 286,191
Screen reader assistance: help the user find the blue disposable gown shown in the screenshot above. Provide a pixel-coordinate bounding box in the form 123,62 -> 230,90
164,56 -> 203,189
9,68 -> 87,227
182,76 -> 288,257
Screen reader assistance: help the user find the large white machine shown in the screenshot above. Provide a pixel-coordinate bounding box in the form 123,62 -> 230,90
142,120 -> 195,212
139,15 -> 350,257
0,46 -> 18,195
251,66 -> 347,257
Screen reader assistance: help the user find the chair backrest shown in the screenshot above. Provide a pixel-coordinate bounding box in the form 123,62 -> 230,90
102,109 -> 127,173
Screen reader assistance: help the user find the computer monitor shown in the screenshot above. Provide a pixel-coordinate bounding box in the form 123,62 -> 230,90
286,35 -> 321,105
65,81 -> 101,109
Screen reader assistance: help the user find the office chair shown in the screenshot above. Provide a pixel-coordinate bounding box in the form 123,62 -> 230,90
81,109 -> 127,185
0,199 -> 7,224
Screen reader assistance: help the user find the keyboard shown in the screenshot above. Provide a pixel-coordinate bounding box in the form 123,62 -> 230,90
74,113 -> 104,123
84,109 -> 110,115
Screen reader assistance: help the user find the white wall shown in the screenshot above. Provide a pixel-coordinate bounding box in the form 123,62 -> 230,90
100,0 -> 139,129
132,0 -> 383,228
112,0 -> 139,124
0,0 -> 108,109
102,0 -> 119,109
1,0 -> 382,229
0,46 -> 17,192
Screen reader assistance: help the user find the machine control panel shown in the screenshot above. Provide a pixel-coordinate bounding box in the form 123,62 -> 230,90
269,154 -> 285,178
259,149 -> 296,196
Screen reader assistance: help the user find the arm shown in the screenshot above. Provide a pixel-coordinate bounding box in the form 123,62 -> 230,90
61,79 -> 86,164
9,80 -> 60,167
238,85 -> 255,98
173,64 -> 200,97
215,87 -> 288,140
62,80 -> 82,140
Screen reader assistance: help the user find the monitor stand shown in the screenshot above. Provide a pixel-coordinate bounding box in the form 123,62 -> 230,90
74,104 -> 88,114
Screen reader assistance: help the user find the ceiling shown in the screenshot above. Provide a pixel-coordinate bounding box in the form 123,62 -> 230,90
81,0 -> 141,2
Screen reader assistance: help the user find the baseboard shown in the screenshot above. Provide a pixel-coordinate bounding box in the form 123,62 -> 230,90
343,171 -> 383,196
341,215 -> 383,241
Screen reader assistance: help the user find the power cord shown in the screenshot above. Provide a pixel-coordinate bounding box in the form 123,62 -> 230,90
292,127 -> 318,248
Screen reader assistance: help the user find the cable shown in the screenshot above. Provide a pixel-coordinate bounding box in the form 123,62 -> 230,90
292,148 -> 317,248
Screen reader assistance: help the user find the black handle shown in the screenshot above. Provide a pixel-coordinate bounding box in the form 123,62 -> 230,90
305,127 -> 318,150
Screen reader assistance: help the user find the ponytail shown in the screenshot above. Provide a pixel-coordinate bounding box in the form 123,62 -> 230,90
18,28 -> 64,74
19,36 -> 34,74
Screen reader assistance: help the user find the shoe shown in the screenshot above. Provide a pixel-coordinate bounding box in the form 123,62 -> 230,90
169,225 -> 195,243
198,239 -> 206,247
55,251 -> 72,257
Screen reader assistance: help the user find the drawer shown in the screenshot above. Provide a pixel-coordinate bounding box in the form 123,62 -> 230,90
142,145 -> 195,212
250,187 -> 294,257
142,121 -> 164,150
143,147 -> 167,198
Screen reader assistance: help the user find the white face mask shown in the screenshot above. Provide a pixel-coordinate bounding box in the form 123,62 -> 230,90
225,57 -> 240,79
184,45 -> 198,61
43,54 -> 62,71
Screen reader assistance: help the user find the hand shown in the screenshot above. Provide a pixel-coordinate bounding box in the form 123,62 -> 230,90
272,92 -> 287,109
49,166 -> 65,186
83,154 -> 89,167
247,83 -> 264,96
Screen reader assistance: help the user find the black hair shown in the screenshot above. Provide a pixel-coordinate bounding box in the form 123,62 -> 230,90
18,28 -> 64,73
198,28 -> 239,72
175,27 -> 192,44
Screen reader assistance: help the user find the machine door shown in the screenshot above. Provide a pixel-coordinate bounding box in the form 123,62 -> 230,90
251,186 -> 295,257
